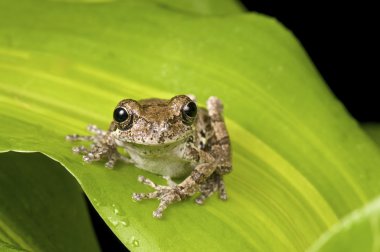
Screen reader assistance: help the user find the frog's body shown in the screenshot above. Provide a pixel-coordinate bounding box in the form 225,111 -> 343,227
66,95 -> 231,218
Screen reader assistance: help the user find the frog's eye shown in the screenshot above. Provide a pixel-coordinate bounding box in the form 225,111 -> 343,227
113,106 -> 133,130
181,101 -> 197,125
113,107 -> 129,123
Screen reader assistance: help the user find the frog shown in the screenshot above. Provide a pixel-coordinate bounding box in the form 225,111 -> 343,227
66,95 -> 232,218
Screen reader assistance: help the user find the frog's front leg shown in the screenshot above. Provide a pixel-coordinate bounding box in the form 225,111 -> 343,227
66,124 -> 131,168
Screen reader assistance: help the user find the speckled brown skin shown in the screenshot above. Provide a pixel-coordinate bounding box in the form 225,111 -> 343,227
66,95 -> 232,218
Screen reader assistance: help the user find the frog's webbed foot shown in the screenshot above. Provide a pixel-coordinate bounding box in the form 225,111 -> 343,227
195,173 -> 227,205
132,176 -> 185,219
66,124 -> 127,169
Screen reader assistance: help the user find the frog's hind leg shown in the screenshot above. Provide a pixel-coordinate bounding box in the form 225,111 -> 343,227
168,96 -> 231,206
195,173 -> 218,204
203,96 -> 232,201
207,96 -> 232,174
195,173 -> 227,204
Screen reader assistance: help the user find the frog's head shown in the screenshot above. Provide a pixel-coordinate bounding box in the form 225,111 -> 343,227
111,95 -> 197,145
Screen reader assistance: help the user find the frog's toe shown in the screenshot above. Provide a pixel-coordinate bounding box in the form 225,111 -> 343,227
132,191 -> 159,201
195,173 -> 225,205
153,210 -> 163,219
82,151 -> 102,163
137,175 -> 161,189
137,175 -> 146,183
219,193 -> 227,201
153,193 -> 181,219
217,177 -> 228,201
72,145 -> 88,154
66,134 -> 93,142
87,124 -> 107,135
66,134 -> 78,141
105,160 -> 115,169
82,154 -> 93,163
195,195 -> 205,205
87,124 -> 98,132
195,190 -> 214,205
153,201 -> 168,219
132,192 -> 144,201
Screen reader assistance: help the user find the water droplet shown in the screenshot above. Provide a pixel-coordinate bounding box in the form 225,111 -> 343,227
112,203 -> 125,215
107,216 -> 129,227
131,237 -> 140,247
119,217 -> 129,227
108,216 -> 119,227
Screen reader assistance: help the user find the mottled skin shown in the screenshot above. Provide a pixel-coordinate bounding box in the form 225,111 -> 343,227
66,95 -> 232,218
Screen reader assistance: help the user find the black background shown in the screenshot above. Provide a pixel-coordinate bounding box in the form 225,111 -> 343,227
90,1 -> 379,251
241,0 -> 379,122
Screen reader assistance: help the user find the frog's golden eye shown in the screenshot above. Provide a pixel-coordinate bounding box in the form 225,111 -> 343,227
181,101 -> 197,125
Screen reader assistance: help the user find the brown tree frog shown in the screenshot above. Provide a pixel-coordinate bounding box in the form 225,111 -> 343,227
66,95 -> 232,218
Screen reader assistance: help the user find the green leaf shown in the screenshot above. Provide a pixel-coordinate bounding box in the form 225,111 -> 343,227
363,123 -> 380,147
1,0 -> 380,251
0,241 -> 28,252
308,196 -> 380,252
149,0 -> 245,15
0,152 -> 100,252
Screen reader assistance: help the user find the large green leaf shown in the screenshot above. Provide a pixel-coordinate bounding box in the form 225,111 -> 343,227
308,196 -> 380,252
363,124 -> 380,148
0,241 -> 27,252
1,0 -> 380,251
0,152 -> 100,252
149,0 -> 244,15
304,125 -> 380,251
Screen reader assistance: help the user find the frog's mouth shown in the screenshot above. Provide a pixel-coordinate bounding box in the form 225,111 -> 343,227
115,130 -> 192,147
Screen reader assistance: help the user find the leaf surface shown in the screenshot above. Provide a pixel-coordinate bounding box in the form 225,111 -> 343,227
363,123 -> 380,147
308,196 -> 380,252
1,0 -> 380,251
149,0 -> 244,15
0,152 -> 100,252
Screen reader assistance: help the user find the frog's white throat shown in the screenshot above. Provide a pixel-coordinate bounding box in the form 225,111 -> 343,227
119,140 -> 193,178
